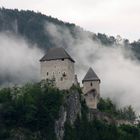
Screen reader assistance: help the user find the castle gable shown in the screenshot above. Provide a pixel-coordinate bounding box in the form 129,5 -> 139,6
82,67 -> 100,83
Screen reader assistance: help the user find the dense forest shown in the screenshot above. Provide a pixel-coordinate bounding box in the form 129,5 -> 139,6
0,81 -> 139,140
0,8 -> 140,59
0,81 -> 64,140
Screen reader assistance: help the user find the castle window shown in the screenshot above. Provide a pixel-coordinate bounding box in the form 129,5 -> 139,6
62,72 -> 66,77
92,92 -> 96,98
60,77 -> 63,81
90,82 -> 93,86
61,58 -> 64,61
47,72 -> 49,76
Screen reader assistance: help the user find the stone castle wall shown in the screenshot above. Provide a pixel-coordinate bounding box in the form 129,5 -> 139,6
83,81 -> 100,109
83,81 -> 100,95
84,92 -> 98,109
40,59 -> 75,90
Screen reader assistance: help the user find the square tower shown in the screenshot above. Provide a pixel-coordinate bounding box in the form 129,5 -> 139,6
40,47 -> 75,90
82,67 -> 100,109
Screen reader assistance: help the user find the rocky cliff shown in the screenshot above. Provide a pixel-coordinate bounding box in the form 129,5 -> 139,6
55,88 -> 81,140
54,87 -> 135,140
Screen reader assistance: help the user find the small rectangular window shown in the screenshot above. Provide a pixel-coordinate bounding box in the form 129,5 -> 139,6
47,72 -> 49,75
90,82 -> 93,86
62,72 -> 66,77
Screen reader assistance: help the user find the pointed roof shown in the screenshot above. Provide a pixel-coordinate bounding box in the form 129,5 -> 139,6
40,47 -> 75,62
82,67 -> 100,83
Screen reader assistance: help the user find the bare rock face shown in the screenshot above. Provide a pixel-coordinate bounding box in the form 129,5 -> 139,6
55,106 -> 67,140
55,89 -> 81,140
66,90 -> 81,124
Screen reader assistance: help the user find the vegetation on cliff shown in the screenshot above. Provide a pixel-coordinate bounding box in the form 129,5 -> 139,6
64,98 -> 138,140
0,82 -> 139,140
98,98 -> 136,121
0,82 -> 64,140
64,116 -> 140,140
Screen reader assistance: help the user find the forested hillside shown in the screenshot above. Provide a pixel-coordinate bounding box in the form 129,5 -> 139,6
0,8 -> 140,59
0,8 -> 76,50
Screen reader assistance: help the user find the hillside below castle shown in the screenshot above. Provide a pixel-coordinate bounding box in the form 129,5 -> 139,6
0,81 -> 137,140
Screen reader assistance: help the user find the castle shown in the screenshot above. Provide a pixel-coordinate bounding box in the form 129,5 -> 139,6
40,47 -> 100,109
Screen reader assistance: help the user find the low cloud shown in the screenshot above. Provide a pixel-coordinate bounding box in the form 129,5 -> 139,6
45,23 -> 140,113
0,32 -> 43,85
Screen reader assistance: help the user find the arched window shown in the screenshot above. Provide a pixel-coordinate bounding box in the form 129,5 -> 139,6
47,72 -> 49,76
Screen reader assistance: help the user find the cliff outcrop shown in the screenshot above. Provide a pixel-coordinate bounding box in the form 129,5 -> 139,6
54,87 -> 135,140
55,88 -> 81,140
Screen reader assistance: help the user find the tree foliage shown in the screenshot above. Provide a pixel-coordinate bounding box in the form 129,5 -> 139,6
98,98 -> 136,121
0,83 -> 139,140
0,82 -> 64,140
0,7 -> 76,50
0,8 -> 140,85
64,102 -> 139,140
0,8 -> 139,57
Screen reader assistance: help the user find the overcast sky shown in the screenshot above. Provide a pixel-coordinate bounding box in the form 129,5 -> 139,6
0,0 -> 140,41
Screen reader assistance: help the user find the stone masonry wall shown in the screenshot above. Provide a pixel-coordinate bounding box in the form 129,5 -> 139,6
82,81 -> 100,95
82,81 -> 100,109
40,59 -> 75,90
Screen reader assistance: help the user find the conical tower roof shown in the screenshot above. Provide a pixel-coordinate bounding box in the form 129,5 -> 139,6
82,67 -> 100,83
40,47 -> 75,62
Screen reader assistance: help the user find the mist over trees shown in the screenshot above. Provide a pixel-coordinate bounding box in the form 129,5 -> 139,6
0,7 -> 140,85
0,8 -> 140,59
0,7 -> 140,87
0,8 -> 76,50
0,7 -> 140,112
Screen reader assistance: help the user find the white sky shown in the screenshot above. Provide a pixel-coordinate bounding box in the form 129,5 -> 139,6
0,0 -> 140,41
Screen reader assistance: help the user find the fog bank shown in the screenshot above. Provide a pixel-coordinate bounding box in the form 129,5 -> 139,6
0,32 -> 43,85
45,23 -> 140,113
